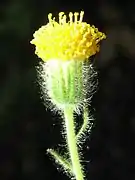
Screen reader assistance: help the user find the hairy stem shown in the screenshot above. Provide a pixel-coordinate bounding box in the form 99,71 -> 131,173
47,148 -> 73,175
76,107 -> 89,139
64,107 -> 84,180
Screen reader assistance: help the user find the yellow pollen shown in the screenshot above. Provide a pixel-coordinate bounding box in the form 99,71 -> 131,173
31,11 -> 106,61
59,12 -> 64,24
48,13 -> 52,23
69,12 -> 73,23
74,12 -> 79,22
79,11 -> 84,22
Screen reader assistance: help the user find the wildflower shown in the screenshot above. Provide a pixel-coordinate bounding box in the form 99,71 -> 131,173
31,11 -> 106,180
31,11 -> 106,112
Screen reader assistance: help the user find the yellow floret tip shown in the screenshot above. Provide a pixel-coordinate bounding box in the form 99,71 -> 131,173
31,11 -> 106,61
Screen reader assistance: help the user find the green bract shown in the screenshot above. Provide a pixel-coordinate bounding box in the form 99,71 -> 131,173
45,60 -> 89,112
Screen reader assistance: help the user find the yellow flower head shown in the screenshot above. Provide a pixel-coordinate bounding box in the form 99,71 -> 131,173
31,11 -> 106,61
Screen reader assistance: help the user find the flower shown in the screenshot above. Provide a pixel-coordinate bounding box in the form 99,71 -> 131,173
31,11 -> 106,112
31,12 -> 106,180
31,11 -> 106,61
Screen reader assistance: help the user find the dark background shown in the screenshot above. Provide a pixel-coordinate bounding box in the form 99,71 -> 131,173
1,0 -> 135,179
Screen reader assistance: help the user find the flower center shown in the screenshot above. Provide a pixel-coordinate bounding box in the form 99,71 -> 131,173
31,11 -> 106,61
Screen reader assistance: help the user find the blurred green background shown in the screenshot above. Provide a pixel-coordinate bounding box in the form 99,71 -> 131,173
1,0 -> 135,180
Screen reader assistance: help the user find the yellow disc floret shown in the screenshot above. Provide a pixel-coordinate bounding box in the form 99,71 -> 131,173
31,11 -> 106,61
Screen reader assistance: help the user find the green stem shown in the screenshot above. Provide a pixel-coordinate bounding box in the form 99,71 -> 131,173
76,107 -> 93,145
64,107 -> 84,180
47,148 -> 73,175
